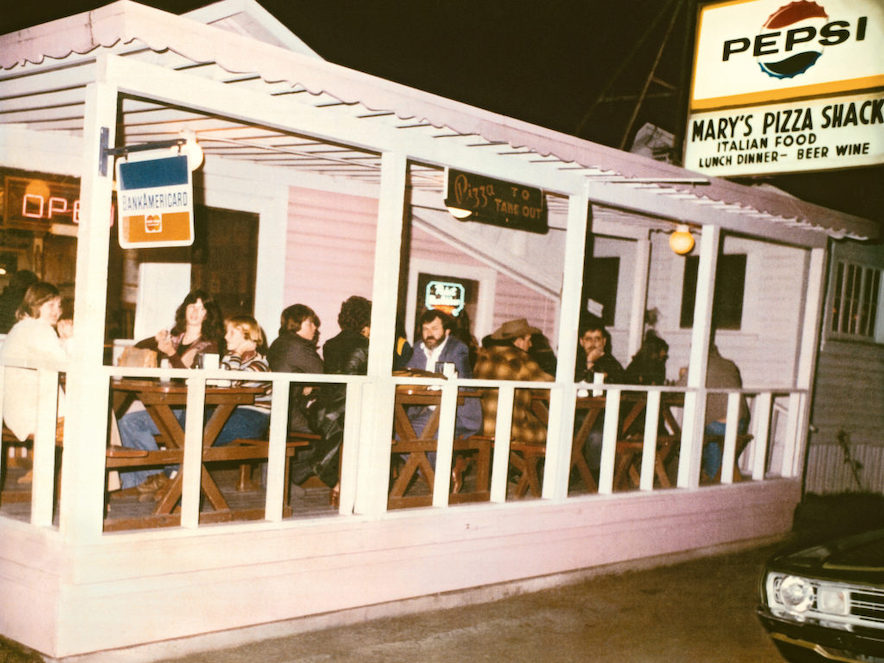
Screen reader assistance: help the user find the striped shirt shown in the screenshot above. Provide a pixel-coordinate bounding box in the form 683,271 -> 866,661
221,350 -> 271,412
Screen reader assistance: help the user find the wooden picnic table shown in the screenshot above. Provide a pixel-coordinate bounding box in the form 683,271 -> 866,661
389,385 -> 491,509
108,379 -> 269,528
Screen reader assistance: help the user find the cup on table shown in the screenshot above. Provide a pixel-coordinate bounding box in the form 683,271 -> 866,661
435,362 -> 457,378
201,353 -> 220,371
592,372 -> 604,397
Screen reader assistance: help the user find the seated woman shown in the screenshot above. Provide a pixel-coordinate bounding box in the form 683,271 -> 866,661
1,282 -> 71,484
116,289 -> 223,498
212,315 -> 271,446
133,289 -> 223,368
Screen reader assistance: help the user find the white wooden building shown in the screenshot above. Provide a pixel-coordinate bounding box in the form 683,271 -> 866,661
0,1 -> 880,658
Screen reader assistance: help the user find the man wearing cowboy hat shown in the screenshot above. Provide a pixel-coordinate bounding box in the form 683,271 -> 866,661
474,318 -> 553,448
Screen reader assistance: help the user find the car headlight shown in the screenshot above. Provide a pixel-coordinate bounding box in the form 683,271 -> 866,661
767,573 -> 854,623
779,575 -> 814,613
817,586 -> 849,616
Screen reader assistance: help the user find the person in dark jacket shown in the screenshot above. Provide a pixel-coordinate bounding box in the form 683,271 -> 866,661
293,296 -> 371,505
575,318 -> 624,384
574,318 -> 625,481
267,304 -> 324,433
624,330 -> 669,386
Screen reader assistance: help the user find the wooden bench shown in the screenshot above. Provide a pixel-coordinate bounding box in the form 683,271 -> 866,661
613,434 -> 679,491
233,431 -> 320,492
388,434 -> 493,509
2,423 -> 150,504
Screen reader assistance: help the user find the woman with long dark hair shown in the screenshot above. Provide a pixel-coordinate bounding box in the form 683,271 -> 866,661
117,289 -> 224,497
134,289 -> 224,367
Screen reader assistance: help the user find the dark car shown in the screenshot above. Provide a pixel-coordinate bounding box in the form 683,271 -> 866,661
757,528 -> 884,663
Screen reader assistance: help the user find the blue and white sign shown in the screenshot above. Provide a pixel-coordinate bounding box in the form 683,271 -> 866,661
116,154 -> 194,248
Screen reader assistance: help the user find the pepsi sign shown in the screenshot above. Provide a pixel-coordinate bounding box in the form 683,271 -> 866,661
691,0 -> 882,110
686,0 -> 883,175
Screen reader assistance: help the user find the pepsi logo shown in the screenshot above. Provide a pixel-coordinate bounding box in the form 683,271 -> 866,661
757,1 -> 828,79
721,2 -> 867,80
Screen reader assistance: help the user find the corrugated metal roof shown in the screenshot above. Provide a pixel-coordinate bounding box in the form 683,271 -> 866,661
0,0 -> 878,242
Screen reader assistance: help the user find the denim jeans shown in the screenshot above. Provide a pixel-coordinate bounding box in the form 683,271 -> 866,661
703,418 -> 749,478
117,407 -> 269,489
212,408 -> 269,446
117,408 -> 184,490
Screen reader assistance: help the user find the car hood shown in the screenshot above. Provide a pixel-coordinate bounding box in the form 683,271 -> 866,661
769,528 -> 884,584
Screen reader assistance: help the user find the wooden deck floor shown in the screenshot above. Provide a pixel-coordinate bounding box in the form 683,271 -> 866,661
1,457 -> 598,531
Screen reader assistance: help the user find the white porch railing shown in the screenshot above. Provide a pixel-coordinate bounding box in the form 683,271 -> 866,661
0,361 -> 808,534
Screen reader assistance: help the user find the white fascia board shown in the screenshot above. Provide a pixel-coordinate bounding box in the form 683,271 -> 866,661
102,55 -> 831,248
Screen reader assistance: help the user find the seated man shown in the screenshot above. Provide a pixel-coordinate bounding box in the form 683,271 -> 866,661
473,318 -> 554,448
574,318 -> 625,480
575,318 -> 625,384
677,344 -> 750,479
267,304 -> 324,434
404,309 -> 482,441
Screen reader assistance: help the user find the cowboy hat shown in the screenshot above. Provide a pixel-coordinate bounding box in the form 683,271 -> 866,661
490,318 -> 541,340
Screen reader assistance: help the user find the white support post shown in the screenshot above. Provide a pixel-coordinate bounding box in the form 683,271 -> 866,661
598,388 -> 620,494
639,390 -> 661,490
628,232 -> 651,358
787,247 -> 828,478
367,151 -> 407,377
783,392 -> 803,479
490,384 -> 514,504
338,380 -> 363,514
358,150 -> 407,515
180,377 -> 207,529
542,384 -> 569,501
752,392 -> 773,481
353,381 -> 392,516
263,377 -> 290,522
547,192 -> 589,501
555,193 -> 589,385
720,393 -> 742,484
432,380 -> 458,507
58,65 -> 118,540
677,224 -> 720,489
31,370 -> 60,528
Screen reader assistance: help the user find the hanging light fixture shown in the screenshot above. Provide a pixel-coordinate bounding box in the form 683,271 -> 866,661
669,224 -> 695,255
172,130 -> 204,171
445,205 -> 473,220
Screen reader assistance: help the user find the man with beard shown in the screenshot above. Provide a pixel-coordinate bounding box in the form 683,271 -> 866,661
403,309 -> 481,472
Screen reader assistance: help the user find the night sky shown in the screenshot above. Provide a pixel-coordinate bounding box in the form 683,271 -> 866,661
2,0 -> 881,224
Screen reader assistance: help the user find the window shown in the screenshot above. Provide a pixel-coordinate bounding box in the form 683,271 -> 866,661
830,260 -> 881,340
680,254 -> 747,329
584,257 -> 620,327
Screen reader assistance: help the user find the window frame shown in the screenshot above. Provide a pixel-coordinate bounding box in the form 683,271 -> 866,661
825,257 -> 883,345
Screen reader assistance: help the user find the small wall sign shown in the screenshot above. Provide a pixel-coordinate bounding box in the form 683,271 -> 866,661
425,280 -> 466,316
445,168 -> 547,234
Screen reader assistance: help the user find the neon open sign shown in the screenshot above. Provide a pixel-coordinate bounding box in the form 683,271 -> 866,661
4,176 -> 81,229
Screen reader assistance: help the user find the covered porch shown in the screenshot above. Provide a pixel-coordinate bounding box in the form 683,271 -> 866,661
0,1 -> 878,658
